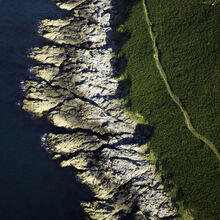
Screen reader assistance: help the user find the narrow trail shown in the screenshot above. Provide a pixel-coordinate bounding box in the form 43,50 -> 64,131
142,0 -> 220,160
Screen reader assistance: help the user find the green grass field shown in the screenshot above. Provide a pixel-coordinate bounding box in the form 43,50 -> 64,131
113,0 -> 220,219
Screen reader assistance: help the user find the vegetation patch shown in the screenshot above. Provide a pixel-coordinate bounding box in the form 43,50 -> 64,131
113,0 -> 220,219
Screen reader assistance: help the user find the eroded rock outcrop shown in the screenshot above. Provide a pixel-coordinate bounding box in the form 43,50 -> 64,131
22,0 -> 176,219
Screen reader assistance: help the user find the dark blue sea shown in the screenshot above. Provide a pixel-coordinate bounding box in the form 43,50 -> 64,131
0,0 -> 91,219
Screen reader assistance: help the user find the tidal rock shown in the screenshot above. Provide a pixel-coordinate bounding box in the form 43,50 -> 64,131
22,0 -> 176,219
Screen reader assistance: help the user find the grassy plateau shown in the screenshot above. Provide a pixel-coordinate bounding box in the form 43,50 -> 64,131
113,0 -> 220,219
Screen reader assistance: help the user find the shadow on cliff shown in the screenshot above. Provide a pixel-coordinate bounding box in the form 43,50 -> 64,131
107,0 -> 141,101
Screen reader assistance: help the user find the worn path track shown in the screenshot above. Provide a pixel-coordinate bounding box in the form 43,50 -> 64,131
142,0 -> 220,160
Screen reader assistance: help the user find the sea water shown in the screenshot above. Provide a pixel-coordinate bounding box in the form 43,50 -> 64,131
0,0 -> 91,219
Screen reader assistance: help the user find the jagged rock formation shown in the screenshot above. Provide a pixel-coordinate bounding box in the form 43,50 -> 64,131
22,0 -> 176,219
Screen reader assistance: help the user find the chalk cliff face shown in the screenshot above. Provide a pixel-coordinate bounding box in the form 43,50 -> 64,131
22,0 -> 176,219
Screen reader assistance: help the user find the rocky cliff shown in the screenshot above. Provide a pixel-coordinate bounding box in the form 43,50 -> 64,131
22,0 -> 176,219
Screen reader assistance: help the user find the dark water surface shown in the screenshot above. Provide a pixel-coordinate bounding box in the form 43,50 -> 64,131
0,0 -> 91,219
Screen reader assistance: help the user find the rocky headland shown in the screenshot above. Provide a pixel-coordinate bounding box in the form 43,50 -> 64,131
22,0 -> 176,219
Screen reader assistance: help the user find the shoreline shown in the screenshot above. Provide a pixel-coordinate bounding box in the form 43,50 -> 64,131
21,0 -> 176,219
